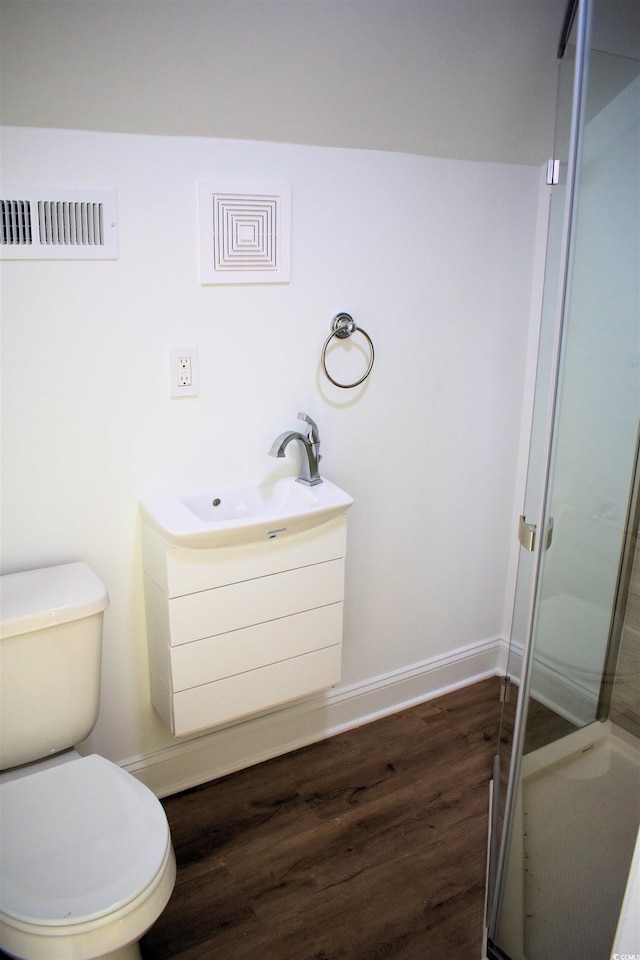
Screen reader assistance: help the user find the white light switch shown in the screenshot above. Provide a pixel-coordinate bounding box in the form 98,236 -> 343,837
169,346 -> 199,398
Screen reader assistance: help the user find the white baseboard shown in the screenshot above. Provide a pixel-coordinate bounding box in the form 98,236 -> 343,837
122,635 -> 503,798
502,641 -> 597,727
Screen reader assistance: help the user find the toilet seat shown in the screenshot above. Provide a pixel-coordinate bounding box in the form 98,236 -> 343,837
0,755 -> 171,927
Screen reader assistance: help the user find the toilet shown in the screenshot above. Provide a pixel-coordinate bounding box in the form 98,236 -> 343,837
0,562 -> 176,960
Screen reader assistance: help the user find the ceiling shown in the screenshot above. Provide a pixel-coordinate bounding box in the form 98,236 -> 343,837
0,0 -> 582,166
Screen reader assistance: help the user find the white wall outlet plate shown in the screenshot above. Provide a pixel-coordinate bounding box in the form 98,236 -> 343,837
169,345 -> 199,398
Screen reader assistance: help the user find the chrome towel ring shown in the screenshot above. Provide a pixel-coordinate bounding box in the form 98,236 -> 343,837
321,313 -> 375,389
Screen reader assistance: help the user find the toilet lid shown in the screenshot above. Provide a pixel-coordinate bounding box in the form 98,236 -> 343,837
0,755 -> 170,925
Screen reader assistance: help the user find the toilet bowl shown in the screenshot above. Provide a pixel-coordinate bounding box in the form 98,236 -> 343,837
0,755 -> 176,960
0,563 -> 177,960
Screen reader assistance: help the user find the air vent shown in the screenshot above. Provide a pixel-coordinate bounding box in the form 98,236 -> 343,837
0,186 -> 118,260
199,182 -> 290,284
1,200 -> 33,245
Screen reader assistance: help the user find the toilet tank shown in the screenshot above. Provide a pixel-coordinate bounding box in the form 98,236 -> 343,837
0,562 -> 110,770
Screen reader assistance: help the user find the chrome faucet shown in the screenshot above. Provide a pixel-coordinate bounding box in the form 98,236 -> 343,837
269,412 -> 323,486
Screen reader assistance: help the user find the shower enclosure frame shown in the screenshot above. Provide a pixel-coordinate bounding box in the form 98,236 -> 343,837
486,0 -> 640,955
488,0 -> 590,936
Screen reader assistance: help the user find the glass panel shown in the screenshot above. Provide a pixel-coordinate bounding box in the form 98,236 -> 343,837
487,37 -> 578,933
531,47 -> 640,737
499,43 -> 577,759
490,1 -> 640,956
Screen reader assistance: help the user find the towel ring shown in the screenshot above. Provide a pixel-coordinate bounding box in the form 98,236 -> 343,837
321,313 -> 375,389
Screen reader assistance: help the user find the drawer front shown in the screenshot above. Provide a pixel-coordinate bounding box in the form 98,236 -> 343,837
172,644 -> 342,735
168,559 -> 344,646
171,602 -> 343,691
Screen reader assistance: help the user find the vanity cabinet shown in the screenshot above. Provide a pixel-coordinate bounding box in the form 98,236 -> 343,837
142,515 -> 347,736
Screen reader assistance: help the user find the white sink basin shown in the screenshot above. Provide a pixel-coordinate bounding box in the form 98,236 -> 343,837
140,477 -> 353,548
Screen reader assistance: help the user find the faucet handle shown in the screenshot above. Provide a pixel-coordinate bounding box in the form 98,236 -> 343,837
298,412 -> 320,443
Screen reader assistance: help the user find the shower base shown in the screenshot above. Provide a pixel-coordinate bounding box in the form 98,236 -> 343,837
498,720 -> 640,960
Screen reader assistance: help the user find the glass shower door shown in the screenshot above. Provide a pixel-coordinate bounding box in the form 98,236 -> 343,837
486,30 -> 578,932
489,0 -> 640,956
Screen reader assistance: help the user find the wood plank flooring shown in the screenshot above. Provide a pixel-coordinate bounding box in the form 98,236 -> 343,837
141,677 -> 507,960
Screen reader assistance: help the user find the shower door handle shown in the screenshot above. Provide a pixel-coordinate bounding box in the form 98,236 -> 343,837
518,515 -> 537,551
546,517 -> 554,549
518,515 -> 554,552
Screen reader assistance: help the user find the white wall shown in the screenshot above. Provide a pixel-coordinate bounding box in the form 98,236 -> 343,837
0,126 -> 540,790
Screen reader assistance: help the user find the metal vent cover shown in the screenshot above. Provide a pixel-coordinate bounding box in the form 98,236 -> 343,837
0,186 -> 118,259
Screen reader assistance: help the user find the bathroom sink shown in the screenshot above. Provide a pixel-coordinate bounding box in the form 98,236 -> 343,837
140,477 -> 353,548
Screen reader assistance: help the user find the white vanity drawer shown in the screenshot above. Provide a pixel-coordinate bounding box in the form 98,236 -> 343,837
172,644 -> 342,735
170,602 -> 343,690
168,559 -> 344,646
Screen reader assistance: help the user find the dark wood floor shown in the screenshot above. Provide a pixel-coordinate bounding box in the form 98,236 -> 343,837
0,679 -> 576,960
141,677 -> 507,960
